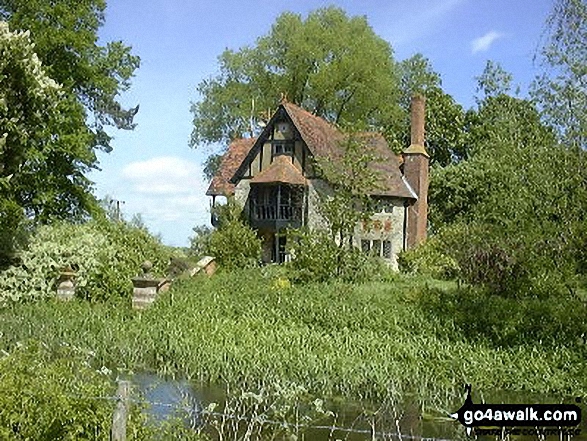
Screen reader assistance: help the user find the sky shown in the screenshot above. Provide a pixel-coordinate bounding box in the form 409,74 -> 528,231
91,0 -> 554,247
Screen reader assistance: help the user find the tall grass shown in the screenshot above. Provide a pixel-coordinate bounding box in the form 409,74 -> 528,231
1,268 -> 585,410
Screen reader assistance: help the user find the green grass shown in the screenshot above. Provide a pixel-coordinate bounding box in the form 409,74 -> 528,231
1,267 -> 585,409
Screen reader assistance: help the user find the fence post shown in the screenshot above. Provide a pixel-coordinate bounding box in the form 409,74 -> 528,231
111,380 -> 130,441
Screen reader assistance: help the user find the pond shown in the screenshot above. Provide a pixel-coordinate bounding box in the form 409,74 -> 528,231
130,373 -> 586,440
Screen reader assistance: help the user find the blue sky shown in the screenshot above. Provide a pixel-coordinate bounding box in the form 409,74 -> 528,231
91,0 -> 553,247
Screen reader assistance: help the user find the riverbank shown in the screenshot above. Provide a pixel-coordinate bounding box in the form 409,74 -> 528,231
2,267 -> 584,410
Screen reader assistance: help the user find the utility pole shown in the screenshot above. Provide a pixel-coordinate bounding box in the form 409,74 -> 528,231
109,198 -> 125,222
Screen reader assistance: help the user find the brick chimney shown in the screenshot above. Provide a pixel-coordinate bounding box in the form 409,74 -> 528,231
402,94 -> 429,249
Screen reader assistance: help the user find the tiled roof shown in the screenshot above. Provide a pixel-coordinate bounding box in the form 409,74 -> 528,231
357,133 -> 417,199
282,102 -> 415,199
209,102 -> 416,199
206,138 -> 256,196
281,102 -> 345,161
250,155 -> 307,186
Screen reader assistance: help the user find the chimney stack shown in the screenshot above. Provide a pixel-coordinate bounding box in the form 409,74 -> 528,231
410,94 -> 426,147
403,94 -> 429,249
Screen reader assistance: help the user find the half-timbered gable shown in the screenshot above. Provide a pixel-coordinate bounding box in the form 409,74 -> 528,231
207,97 -> 429,267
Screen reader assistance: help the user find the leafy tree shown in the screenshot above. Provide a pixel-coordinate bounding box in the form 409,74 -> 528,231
475,60 -> 514,100
0,22 -> 97,262
190,7 -> 401,148
531,0 -> 587,149
429,87 -> 587,296
1,0 -> 140,153
396,54 -> 466,166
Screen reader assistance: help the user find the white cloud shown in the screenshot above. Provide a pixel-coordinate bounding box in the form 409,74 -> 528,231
384,0 -> 467,46
471,31 -> 504,54
120,156 -> 211,246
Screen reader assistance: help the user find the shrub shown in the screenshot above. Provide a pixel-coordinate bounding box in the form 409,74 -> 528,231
397,236 -> 458,279
0,198 -> 28,269
205,201 -> 261,270
0,219 -> 179,304
441,222 -> 578,299
286,228 -> 385,284
0,341 -> 115,439
415,284 -> 587,347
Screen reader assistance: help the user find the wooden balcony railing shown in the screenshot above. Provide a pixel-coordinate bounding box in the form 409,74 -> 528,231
252,204 -> 302,221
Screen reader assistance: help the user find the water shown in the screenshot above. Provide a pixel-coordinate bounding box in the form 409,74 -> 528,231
130,373 -> 586,440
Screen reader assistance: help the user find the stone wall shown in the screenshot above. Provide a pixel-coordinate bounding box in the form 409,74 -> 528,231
352,198 -> 406,270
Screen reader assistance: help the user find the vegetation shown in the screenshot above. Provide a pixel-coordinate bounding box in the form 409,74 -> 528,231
0,0 -> 139,264
190,6 -> 400,148
0,341 -> 152,440
1,0 -> 140,153
0,219 -> 178,304
531,0 -> 586,149
1,269 -> 585,410
205,200 -> 262,270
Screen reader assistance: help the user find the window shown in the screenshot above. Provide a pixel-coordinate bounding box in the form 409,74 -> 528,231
372,240 -> 381,256
360,239 -> 393,259
383,240 -> 392,258
272,140 -> 294,157
361,240 -> 371,253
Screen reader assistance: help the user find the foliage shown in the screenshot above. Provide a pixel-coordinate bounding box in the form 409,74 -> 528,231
474,60 -> 514,100
415,284 -> 587,348
0,21 -> 100,266
0,341 -> 114,439
286,228 -> 385,284
190,6 -> 401,147
0,270 -> 585,411
397,236 -> 458,280
314,133 -> 380,247
0,219 -> 178,304
189,225 -> 213,258
531,0 -> 587,149
1,0 -> 140,153
430,91 -> 587,297
0,197 -> 27,268
205,200 -> 261,269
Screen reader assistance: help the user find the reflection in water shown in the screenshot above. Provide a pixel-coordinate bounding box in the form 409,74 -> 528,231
130,374 -> 585,441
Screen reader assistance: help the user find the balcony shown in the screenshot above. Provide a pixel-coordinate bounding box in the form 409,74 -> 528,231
250,202 -> 302,230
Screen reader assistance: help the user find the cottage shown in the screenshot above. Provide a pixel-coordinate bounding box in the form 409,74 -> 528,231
206,96 -> 429,269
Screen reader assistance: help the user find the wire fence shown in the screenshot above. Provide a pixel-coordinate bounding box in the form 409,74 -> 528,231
73,384 -> 457,441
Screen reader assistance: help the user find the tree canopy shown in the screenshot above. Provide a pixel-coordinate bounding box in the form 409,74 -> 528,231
0,0 -> 140,263
0,22 -> 97,261
0,0 -> 140,153
531,0 -> 586,149
190,7 -> 401,147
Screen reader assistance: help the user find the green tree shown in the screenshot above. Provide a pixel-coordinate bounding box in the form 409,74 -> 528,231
190,7 -> 401,148
206,200 -> 262,269
475,60 -> 513,100
1,0 -> 140,153
0,22 -> 98,262
429,86 -> 587,296
315,133 -> 380,248
531,0 -> 586,149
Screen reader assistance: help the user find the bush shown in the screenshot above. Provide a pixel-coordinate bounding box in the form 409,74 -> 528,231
0,341 -> 116,439
415,284 -> 587,347
286,228 -> 386,284
205,201 -> 262,270
441,222 -> 578,299
0,198 -> 28,269
397,236 -> 458,280
0,219 -> 180,304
